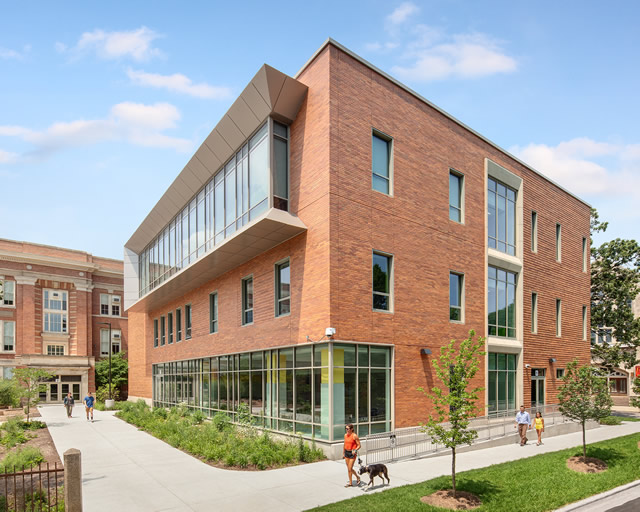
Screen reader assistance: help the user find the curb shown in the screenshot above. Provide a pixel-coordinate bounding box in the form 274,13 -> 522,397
554,479 -> 640,511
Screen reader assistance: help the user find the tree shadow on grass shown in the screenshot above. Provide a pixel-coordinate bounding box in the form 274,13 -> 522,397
571,447 -> 624,468
448,478 -> 500,501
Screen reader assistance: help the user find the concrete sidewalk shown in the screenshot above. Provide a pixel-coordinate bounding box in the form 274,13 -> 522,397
38,405 -> 640,512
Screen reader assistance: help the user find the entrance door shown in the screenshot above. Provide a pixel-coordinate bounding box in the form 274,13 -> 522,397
531,368 -> 546,411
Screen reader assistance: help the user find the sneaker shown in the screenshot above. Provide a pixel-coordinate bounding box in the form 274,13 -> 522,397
91,418 -> 94,422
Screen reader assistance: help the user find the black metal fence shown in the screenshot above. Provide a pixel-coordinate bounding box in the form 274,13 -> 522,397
0,462 -> 64,512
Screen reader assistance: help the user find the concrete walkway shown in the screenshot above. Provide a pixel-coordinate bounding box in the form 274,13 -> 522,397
38,405 -> 640,512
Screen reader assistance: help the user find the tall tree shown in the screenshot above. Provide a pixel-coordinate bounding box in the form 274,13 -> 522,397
590,208 -> 640,370
558,359 -> 612,460
418,330 -> 485,498
12,368 -> 54,422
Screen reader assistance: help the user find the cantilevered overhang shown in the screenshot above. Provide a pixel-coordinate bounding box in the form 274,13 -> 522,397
127,208 -> 307,314
125,64 -> 308,255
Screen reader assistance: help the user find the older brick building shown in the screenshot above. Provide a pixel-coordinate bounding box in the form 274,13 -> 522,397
0,239 -> 128,402
124,39 -> 590,446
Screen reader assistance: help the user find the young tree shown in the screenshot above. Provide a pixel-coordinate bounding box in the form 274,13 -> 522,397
558,359 -> 613,460
590,209 -> 640,371
95,351 -> 128,399
630,378 -> 640,410
12,368 -> 54,422
418,330 -> 485,498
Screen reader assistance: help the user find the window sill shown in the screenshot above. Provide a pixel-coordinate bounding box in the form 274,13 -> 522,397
209,331 -> 218,335
275,313 -> 291,319
372,308 -> 394,314
449,319 -> 465,324
0,305 -> 16,309
241,322 -> 254,327
0,351 -> 16,355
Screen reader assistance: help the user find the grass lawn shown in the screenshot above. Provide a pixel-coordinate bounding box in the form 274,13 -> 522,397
309,433 -> 640,512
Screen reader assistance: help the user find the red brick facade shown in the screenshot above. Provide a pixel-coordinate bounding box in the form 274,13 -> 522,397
126,42 -> 590,427
0,239 -> 128,402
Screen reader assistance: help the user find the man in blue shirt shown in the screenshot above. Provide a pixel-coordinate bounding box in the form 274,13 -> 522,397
83,392 -> 95,422
514,405 -> 531,446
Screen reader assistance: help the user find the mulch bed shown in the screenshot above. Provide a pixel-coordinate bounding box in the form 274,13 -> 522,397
420,490 -> 482,510
566,456 -> 608,473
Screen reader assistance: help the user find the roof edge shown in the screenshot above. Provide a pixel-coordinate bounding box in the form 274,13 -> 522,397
297,38 -> 591,209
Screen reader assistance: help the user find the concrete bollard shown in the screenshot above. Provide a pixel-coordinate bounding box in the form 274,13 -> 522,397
64,448 -> 83,511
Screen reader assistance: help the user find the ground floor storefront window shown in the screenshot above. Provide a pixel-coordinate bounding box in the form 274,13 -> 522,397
488,352 -> 517,415
152,342 -> 393,441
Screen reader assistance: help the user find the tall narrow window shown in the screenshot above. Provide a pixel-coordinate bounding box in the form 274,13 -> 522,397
582,237 -> 588,272
556,224 -> 562,262
242,278 -> 254,325
488,178 -> 516,255
185,304 -> 192,339
2,321 -> 15,352
531,211 -> 538,252
372,131 -> 392,195
153,319 -> 158,348
100,294 -> 109,315
210,293 -> 218,333
556,299 -> 562,337
168,312 -> 173,344
373,252 -> 392,312
176,308 -> 182,342
275,260 -> 291,316
531,292 -> 538,334
488,266 -> 517,338
43,289 -> 68,333
160,316 -> 166,346
0,280 -> 15,306
273,121 -> 289,211
449,272 -> 464,321
582,305 -> 587,340
449,171 -> 463,223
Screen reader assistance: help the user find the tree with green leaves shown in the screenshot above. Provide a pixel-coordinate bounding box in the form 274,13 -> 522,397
95,351 -> 128,399
558,359 -> 612,460
630,378 -> 640,409
12,368 -> 54,422
418,330 -> 485,498
590,208 -> 640,371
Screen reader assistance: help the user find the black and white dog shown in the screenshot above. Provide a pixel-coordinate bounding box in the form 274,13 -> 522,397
357,456 -> 390,489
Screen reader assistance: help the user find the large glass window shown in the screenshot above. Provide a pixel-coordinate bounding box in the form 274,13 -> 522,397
488,267 -> 516,338
0,280 -> 15,306
138,120 -> 288,297
449,171 -> 463,223
151,343 -> 392,441
373,252 -> 392,312
488,177 -> 516,255
242,277 -> 253,325
372,132 -> 392,195
1,321 -> 15,352
488,352 -> 517,414
100,329 -> 122,356
275,260 -> 290,317
43,289 -> 68,333
449,272 -> 463,321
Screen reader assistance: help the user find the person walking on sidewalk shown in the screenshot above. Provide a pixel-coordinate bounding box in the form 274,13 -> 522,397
343,423 -> 361,487
514,405 -> 531,446
83,392 -> 95,422
534,411 -> 545,445
63,392 -> 74,418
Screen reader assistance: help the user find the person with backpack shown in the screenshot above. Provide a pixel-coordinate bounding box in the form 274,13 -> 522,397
63,392 -> 74,418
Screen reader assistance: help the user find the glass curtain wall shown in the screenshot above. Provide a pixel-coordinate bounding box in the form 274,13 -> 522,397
152,342 -> 392,441
487,352 -> 517,415
139,119 -> 289,297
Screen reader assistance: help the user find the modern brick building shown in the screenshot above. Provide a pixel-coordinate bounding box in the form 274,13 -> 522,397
124,39 -> 591,447
0,239 -> 128,402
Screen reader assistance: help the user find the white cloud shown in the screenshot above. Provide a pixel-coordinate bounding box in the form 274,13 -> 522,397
0,149 -> 18,164
510,138 -> 640,198
127,69 -> 232,99
387,2 -> 419,25
66,27 -> 162,61
0,45 -> 30,60
393,33 -> 517,81
0,102 -> 192,162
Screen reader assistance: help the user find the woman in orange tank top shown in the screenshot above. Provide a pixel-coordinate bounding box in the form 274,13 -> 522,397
343,423 -> 361,487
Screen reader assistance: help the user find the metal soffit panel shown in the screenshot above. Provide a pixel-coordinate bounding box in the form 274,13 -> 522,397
127,208 -> 307,314
125,64 -> 309,254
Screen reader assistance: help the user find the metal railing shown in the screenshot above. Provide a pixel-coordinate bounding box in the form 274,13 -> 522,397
364,404 -> 568,464
0,462 -> 64,512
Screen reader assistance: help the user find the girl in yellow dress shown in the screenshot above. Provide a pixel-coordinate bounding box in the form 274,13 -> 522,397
535,411 -> 545,445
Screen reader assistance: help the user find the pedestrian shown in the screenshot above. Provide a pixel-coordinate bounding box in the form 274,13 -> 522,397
83,392 -> 95,422
534,411 -> 545,445
63,392 -> 74,418
343,423 -> 361,487
514,405 -> 531,446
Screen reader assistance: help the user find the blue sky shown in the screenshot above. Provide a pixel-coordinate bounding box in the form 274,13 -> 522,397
1,1 -> 638,259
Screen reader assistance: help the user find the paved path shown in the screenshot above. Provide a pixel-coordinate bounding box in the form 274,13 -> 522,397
38,405 -> 640,511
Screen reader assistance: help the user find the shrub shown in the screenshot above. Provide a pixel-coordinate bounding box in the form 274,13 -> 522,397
96,386 -> 120,403
600,415 -> 623,425
236,403 -> 253,425
153,407 -> 168,419
212,412 -> 231,432
0,417 -> 29,448
191,410 -> 206,425
0,446 -> 44,472
0,379 -> 20,408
